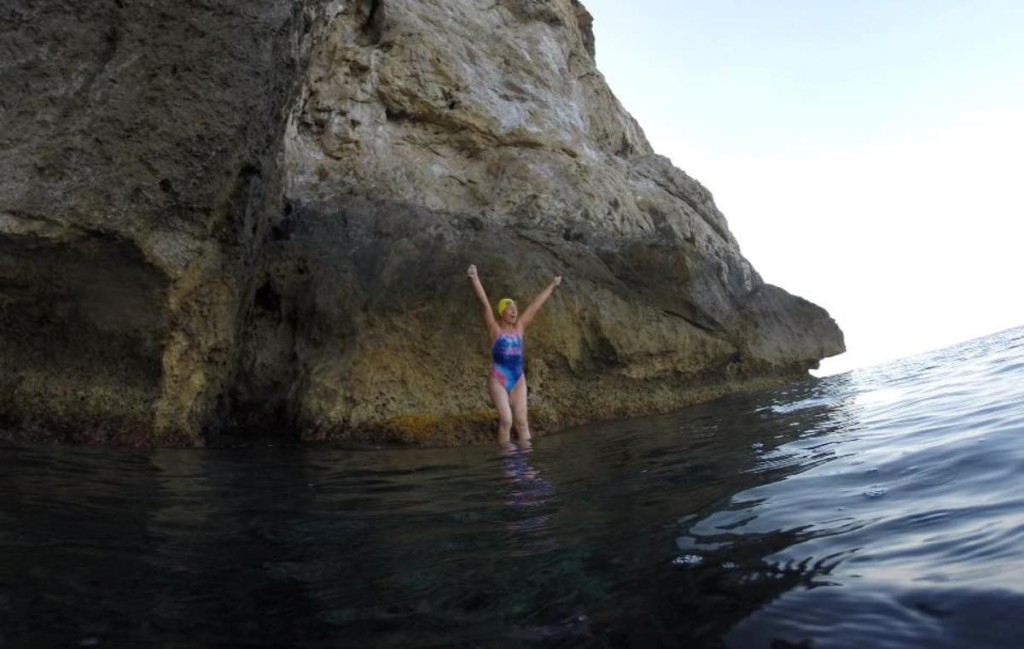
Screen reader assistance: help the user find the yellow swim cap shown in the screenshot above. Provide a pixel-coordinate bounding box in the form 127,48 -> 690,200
497,298 -> 515,316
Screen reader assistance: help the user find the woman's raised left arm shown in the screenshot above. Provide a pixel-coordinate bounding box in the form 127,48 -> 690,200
518,275 -> 562,329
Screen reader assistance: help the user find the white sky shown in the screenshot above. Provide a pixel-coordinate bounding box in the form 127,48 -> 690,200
584,0 -> 1024,375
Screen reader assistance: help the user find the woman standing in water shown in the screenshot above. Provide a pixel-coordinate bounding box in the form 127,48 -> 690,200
466,264 -> 561,445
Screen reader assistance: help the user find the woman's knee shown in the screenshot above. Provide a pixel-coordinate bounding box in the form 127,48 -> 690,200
513,411 -> 529,430
498,409 -> 514,429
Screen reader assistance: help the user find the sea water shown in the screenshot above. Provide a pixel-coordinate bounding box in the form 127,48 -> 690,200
2,326 -> 1023,648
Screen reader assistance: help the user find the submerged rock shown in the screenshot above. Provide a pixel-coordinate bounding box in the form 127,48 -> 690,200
0,0 -> 843,445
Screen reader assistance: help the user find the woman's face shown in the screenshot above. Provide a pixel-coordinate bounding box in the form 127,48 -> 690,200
501,302 -> 518,324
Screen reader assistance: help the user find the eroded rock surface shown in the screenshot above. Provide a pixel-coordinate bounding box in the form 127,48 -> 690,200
0,0 -> 843,444
0,0 -> 315,442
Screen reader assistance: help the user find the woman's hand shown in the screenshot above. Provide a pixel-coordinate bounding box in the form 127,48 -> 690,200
467,264 -> 478,280
552,275 -> 562,287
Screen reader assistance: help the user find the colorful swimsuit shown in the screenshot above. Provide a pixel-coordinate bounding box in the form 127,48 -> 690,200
491,331 -> 524,392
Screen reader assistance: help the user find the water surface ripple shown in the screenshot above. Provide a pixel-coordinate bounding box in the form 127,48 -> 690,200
2,327 -> 1023,648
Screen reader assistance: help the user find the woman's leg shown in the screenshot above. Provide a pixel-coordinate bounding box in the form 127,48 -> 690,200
509,377 -> 530,443
488,376 -> 514,445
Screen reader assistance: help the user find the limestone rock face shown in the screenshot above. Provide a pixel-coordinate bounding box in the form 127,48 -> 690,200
0,0 -> 843,444
0,0 -> 317,441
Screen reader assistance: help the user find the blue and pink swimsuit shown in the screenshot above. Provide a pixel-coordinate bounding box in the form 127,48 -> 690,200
491,331 -> 524,392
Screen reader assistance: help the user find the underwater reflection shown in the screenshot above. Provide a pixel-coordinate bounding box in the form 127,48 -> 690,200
500,445 -> 557,557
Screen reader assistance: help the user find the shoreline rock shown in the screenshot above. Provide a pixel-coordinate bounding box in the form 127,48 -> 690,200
0,0 -> 843,446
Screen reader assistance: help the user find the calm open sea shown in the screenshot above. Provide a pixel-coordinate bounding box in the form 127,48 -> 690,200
2,326 -> 1023,648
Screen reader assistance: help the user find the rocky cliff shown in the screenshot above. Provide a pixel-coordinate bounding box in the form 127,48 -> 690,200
0,0 -> 843,445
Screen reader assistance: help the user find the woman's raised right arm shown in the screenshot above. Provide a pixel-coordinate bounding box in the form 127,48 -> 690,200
467,264 -> 498,334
